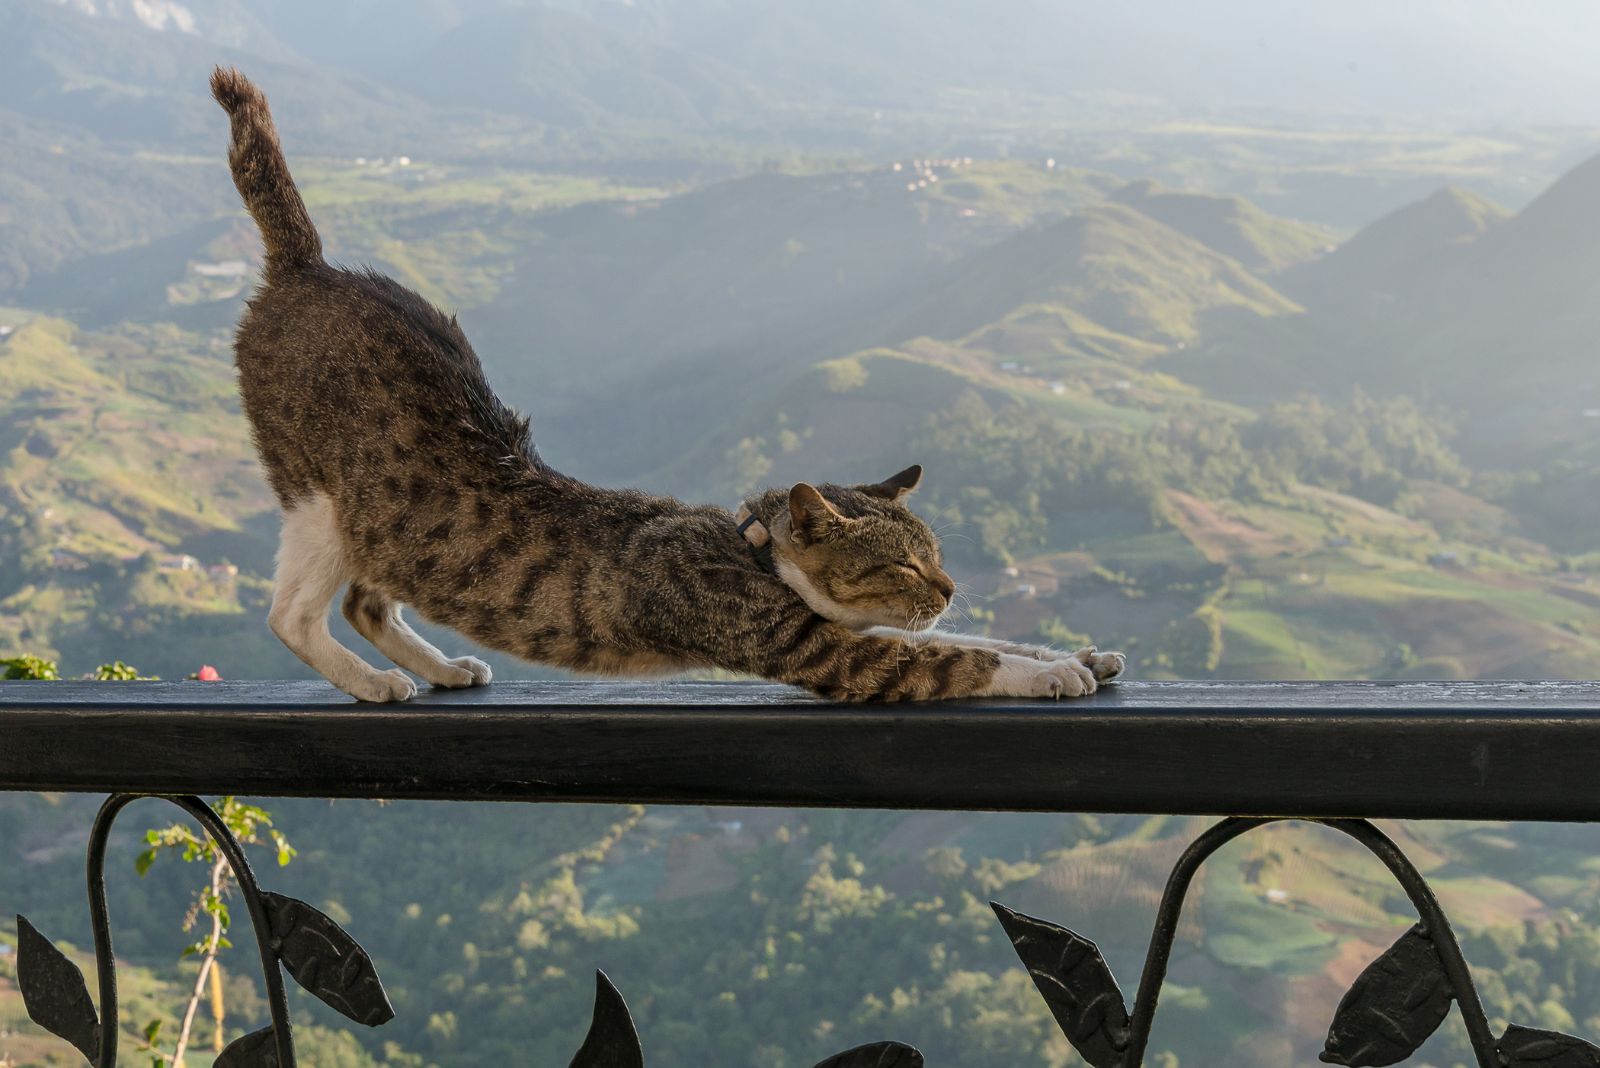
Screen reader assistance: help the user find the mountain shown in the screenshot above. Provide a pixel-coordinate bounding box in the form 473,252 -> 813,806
1277,184 -> 1506,312
45,0 -> 1600,127
0,110 -> 235,292
0,0 -> 524,155
1109,179 -> 1332,272
388,6 -> 771,131
885,201 -> 1300,351
1190,153 -> 1600,466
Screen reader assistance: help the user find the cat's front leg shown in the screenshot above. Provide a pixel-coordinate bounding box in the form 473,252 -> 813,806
864,627 -> 1126,686
762,620 -> 1101,701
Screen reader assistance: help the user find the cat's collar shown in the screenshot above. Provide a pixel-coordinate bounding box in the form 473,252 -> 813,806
734,505 -> 777,575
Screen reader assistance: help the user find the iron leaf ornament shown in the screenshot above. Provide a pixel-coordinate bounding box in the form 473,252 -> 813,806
261,892 -> 395,1026
812,1042 -> 925,1067
215,1025 -> 280,1068
15,915 -> 101,1063
1498,1024 -> 1600,1066
566,971 -> 921,1068
569,971 -> 645,1068
991,901 -> 1129,1068
1321,924 -> 1454,1067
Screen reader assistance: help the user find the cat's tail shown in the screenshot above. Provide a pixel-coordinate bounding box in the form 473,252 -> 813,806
210,66 -> 323,269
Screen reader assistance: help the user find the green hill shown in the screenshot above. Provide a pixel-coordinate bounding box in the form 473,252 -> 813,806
1109,178 -> 1334,271
1277,184 -> 1507,311
886,201 -> 1300,351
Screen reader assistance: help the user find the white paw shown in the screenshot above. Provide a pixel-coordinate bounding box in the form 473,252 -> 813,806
1071,646 -> 1126,683
983,652 -> 1096,699
431,655 -> 492,688
348,668 -> 418,703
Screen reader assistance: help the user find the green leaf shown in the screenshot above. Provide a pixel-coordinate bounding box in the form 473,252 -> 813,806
135,849 -> 157,877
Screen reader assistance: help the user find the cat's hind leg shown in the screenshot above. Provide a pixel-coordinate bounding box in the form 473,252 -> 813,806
342,582 -> 492,689
269,496 -> 417,702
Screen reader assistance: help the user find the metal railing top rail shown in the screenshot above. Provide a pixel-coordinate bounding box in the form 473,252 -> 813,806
2,678 -> 1598,819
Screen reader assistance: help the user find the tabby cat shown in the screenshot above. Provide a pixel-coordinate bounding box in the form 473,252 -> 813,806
211,68 -> 1125,702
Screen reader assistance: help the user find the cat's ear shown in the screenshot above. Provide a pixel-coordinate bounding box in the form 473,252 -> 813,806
859,464 -> 923,500
789,483 -> 847,544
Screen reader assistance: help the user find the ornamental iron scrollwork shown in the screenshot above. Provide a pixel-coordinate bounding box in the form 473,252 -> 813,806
22,800 -> 1594,1067
17,794 -> 380,1067
994,816 -> 1600,1068
15,793 -> 922,1067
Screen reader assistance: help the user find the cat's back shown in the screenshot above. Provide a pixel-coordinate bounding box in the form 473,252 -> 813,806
236,262 -> 532,503
237,263 -> 477,385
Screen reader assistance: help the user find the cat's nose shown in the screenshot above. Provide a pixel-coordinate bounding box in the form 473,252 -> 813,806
932,570 -> 956,600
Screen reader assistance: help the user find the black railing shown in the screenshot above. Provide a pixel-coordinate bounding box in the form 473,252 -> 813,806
4,679 -> 1600,1067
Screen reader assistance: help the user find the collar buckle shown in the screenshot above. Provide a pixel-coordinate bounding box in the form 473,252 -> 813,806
735,505 -> 777,575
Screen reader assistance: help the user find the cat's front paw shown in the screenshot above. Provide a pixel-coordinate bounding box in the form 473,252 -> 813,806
349,668 -> 419,703
1071,646 -> 1126,683
983,652 -> 1096,699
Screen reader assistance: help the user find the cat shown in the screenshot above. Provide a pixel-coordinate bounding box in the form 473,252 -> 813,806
210,67 -> 1126,703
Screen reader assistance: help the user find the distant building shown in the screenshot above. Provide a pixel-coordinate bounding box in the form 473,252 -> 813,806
1014,583 -> 1037,597
207,563 -> 239,579
1428,551 -> 1461,568
162,554 -> 198,572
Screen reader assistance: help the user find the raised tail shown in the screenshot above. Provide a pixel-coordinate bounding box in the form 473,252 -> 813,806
210,67 -> 323,268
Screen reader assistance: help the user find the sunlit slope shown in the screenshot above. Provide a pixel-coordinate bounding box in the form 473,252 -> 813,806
1109,178 -> 1334,271
886,202 -> 1301,351
0,316 -> 270,558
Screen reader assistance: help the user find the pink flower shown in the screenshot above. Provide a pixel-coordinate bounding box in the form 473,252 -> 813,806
196,665 -> 222,681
